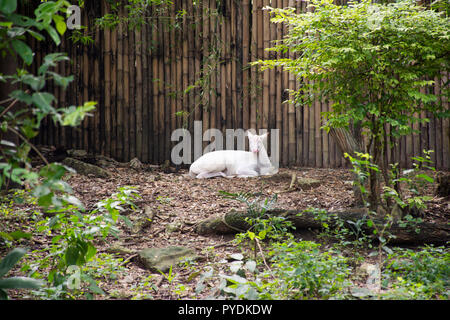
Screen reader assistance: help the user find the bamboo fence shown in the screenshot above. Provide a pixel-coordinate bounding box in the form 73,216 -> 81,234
30,0 -> 449,169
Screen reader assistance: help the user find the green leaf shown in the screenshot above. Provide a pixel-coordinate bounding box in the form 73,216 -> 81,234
48,72 -> 73,90
85,275 -> 105,295
32,92 -> 55,113
0,277 -> 43,290
53,15 -> 67,35
26,30 -> 45,41
45,25 -> 61,45
0,0 -> 17,15
415,174 -> 434,183
0,248 -> 26,278
21,74 -> 45,91
11,39 -> 33,65
61,102 -> 97,127
9,90 -> 32,105
8,231 -> 32,241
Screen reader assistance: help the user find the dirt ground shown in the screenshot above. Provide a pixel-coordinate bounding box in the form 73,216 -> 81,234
3,163 -> 449,299
66,165 -> 449,299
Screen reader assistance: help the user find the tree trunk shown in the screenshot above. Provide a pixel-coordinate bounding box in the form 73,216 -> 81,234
194,208 -> 450,245
328,127 -> 366,205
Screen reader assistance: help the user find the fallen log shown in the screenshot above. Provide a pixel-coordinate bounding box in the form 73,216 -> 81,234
194,208 -> 450,245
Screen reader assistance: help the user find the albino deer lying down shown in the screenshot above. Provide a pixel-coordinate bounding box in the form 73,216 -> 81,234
189,131 -> 278,179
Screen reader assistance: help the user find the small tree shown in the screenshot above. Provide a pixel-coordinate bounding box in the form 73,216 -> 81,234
255,0 -> 449,211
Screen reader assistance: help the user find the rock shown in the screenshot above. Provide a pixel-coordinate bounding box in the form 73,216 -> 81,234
105,244 -> 136,255
165,221 -> 183,233
96,155 -> 120,168
436,173 -> 450,197
62,157 -> 111,178
138,246 -> 200,273
67,149 -> 88,158
296,177 -> 321,190
356,263 -> 381,289
129,157 -> 143,170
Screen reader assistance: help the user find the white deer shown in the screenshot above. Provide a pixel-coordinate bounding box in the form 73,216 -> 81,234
189,131 -> 278,179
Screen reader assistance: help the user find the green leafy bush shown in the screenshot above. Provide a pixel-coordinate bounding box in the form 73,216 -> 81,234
0,0 -> 96,208
383,245 -> 449,299
214,241 -> 351,300
22,187 -> 139,299
265,241 -> 351,299
0,248 -> 43,300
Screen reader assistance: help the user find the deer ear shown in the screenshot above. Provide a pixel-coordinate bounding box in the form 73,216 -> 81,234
246,130 -> 254,137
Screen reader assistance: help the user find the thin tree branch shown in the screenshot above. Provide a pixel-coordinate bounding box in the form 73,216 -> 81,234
7,127 -> 49,166
0,90 -> 30,119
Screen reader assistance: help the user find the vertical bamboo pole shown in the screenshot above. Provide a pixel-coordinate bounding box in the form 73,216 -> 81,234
235,0 -> 243,131
142,22 -> 150,163
268,1 -> 276,157
202,0 -> 210,149
210,0 -> 217,134
427,105 -> 436,169
187,0 -> 196,154
442,73 -> 450,169
215,4 -> 223,138
64,32 -> 73,149
225,0 -> 232,132
435,76 -> 443,169
110,17 -> 118,159
329,102 -> 336,168
250,0 -> 258,131
194,1 -> 202,132
82,9 -> 89,152
275,0 -> 283,162
182,0 -> 189,133
220,2 -> 227,134
129,25 -> 137,160
170,4 -> 176,151
176,3 -> 183,133
161,19 -> 168,163
123,23 -> 131,161
322,101 -> 329,168
242,0 -> 250,131
117,15 -> 125,160
94,9 -> 102,155
287,0 -> 296,165
281,0 -> 289,166
135,27 -> 143,161
257,0 -> 264,130
261,0 -> 270,131
152,21 -> 160,163
230,0 -> 237,130
103,1 -> 112,157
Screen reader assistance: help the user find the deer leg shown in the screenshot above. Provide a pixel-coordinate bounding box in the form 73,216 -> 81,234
236,167 -> 259,178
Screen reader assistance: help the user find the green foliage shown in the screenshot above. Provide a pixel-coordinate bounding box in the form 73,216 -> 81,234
97,0 -> 176,31
22,187 -> 138,299
213,241 -> 351,300
306,207 -> 371,250
220,191 -> 294,244
264,241 -> 351,299
0,0 -> 96,210
345,150 -> 435,215
257,0 -> 449,134
255,0 -> 449,207
0,248 -> 43,300
382,245 -> 449,299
